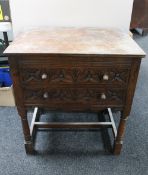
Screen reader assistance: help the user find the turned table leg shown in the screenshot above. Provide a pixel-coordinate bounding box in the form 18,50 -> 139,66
17,107 -> 34,154
113,111 -> 128,155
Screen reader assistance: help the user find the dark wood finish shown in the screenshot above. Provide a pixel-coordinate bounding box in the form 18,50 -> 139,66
114,59 -> 141,154
130,0 -> 148,34
8,57 -> 34,154
6,28 -> 145,155
9,55 -> 143,155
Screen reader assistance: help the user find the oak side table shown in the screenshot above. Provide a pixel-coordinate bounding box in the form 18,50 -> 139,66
4,28 -> 145,155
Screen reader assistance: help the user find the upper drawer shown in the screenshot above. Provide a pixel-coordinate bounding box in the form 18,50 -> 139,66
19,66 -> 130,87
18,56 -> 132,87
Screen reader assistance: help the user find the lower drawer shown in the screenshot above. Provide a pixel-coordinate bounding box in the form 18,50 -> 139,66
23,87 -> 126,109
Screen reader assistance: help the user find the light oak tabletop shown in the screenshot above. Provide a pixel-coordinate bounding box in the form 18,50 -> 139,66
5,27 -> 145,57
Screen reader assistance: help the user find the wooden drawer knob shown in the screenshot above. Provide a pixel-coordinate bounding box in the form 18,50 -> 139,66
101,93 -> 106,100
103,74 -> 109,80
43,92 -> 48,99
41,73 -> 47,79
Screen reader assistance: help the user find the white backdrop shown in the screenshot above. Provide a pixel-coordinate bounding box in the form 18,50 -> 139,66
9,0 -> 134,37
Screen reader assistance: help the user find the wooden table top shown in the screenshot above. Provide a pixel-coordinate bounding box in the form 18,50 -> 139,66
5,27 -> 145,57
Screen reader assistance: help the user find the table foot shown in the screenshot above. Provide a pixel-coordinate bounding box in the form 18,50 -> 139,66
24,142 -> 34,154
113,142 -> 123,155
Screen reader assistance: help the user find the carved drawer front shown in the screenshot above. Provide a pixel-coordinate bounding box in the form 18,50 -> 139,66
23,87 -> 126,108
20,67 -> 130,87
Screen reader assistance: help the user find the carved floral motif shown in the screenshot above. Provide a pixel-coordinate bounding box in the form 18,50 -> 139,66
21,68 -> 129,84
24,88 -> 124,104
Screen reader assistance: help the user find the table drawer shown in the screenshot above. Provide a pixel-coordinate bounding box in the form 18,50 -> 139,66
23,87 -> 126,108
19,66 -> 130,87
18,56 -> 131,87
